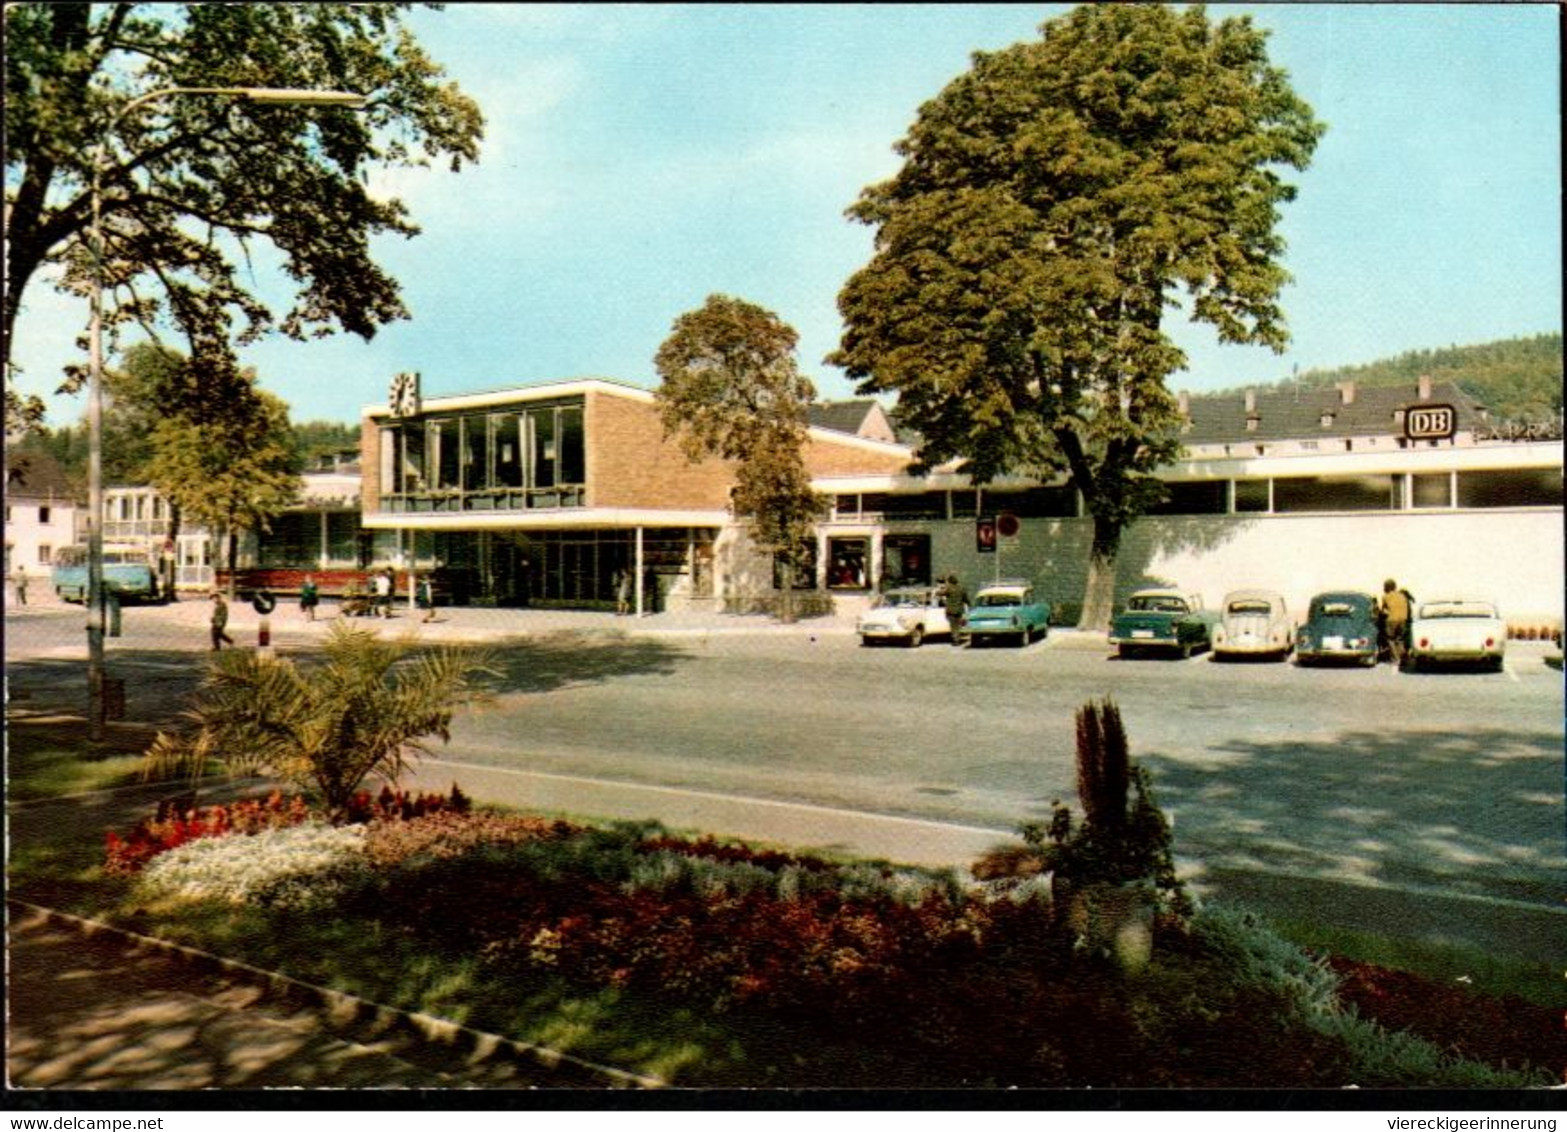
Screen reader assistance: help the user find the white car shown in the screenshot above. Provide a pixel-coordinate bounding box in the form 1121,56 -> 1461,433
1211,589 -> 1293,661
857,585 -> 952,648
1406,598 -> 1506,672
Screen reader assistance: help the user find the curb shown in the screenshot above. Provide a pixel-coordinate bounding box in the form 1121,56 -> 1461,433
6,898 -> 665,1090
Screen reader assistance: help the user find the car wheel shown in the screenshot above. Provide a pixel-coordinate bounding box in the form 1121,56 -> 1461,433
908,625 -> 923,649
1490,655 -> 1505,673
1180,640 -> 1193,660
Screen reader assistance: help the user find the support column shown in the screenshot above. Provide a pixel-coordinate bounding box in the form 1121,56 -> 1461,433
635,527 -> 645,618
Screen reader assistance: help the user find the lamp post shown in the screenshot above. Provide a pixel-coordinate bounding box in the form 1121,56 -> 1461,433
86,85 -> 365,739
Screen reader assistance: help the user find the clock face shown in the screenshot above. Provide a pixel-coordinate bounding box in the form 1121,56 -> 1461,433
389,372 -> 420,417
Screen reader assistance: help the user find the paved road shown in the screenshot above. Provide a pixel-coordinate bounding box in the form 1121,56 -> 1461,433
8,600 -> 1563,965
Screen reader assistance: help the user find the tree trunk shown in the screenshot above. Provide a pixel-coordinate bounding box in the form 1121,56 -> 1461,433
1077,513 -> 1122,631
226,527 -> 239,602
778,557 -> 796,624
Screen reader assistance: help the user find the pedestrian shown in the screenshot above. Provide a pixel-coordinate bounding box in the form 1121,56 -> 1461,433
12,565 -> 27,606
209,591 -> 235,650
614,568 -> 631,616
299,574 -> 319,622
416,574 -> 435,623
942,573 -> 968,647
1379,578 -> 1413,666
373,567 -> 394,618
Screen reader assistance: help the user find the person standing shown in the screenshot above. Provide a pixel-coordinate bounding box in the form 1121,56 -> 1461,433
373,567 -> 393,618
12,565 -> 27,606
300,574 -> 319,622
210,591 -> 235,650
614,568 -> 632,616
1379,578 -> 1412,667
416,574 -> 435,623
942,573 -> 968,647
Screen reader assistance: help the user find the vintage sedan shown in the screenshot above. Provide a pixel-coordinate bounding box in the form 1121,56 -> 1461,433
964,579 -> 1051,647
856,585 -> 952,648
1406,598 -> 1506,672
1109,589 -> 1215,659
1295,591 -> 1380,667
1211,589 -> 1293,661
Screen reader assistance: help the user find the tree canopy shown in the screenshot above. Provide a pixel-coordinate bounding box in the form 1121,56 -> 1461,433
4,2 -> 483,426
832,4 -> 1321,627
654,295 -> 827,619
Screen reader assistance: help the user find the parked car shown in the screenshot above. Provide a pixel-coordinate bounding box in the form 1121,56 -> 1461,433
1108,589 -> 1215,659
1211,589 -> 1293,661
963,579 -> 1051,647
1295,591 -> 1380,667
857,585 -> 952,648
1406,597 -> 1506,672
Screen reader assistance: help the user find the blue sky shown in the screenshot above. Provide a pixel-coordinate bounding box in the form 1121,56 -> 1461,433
8,2 -> 1561,428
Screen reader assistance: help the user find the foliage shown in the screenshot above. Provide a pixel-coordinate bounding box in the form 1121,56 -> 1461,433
4,3 -> 484,394
141,622 -> 498,815
832,4 -> 1322,628
140,374 -> 299,589
1021,698 -> 1191,919
654,294 -> 828,621
134,821 -> 369,911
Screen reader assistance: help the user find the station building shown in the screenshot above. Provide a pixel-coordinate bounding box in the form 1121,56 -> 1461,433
356,373 -> 1563,625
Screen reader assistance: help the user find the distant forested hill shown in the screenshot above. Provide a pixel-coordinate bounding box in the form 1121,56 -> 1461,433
1206,333 -> 1562,422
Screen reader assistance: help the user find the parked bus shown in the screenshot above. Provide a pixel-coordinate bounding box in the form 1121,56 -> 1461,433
51,545 -> 163,603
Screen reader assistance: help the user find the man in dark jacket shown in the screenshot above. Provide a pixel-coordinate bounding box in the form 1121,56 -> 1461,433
210,592 -> 235,650
942,573 -> 968,647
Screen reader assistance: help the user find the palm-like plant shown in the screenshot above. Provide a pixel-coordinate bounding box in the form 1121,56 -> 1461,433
144,622 -> 498,818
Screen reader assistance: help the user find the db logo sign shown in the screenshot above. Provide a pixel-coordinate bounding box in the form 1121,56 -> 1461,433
1405,404 -> 1456,441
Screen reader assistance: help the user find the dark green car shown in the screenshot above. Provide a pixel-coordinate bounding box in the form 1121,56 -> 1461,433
1109,588 -> 1215,658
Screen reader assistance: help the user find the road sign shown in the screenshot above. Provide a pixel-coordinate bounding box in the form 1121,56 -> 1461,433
996,511 -> 1021,539
975,518 -> 997,554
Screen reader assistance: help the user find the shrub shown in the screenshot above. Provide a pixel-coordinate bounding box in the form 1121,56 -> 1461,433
362,809 -> 579,867
134,822 -> 370,911
141,622 -> 498,816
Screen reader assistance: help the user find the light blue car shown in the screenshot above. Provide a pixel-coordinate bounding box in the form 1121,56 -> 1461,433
963,579 -> 1051,647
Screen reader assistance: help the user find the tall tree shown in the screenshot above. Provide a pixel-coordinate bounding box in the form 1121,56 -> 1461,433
654,295 -> 828,621
141,379 -> 299,599
832,4 -> 1321,628
4,3 -> 483,412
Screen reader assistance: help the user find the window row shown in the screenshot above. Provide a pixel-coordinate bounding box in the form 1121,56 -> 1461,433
378,402 -> 586,503
831,469 -> 1561,520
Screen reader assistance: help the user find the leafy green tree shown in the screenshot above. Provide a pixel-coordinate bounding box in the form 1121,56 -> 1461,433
4,2 -> 483,398
144,621 -> 497,818
141,375 -> 300,598
832,4 -> 1322,628
654,294 -> 828,621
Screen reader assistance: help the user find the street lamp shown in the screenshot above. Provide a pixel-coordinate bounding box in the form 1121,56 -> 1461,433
86,85 -> 365,739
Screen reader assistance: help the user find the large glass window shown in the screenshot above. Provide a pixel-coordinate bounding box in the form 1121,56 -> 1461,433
492,414 -> 523,488
861,492 -> 946,520
1148,481 -> 1228,515
1273,475 -> 1396,512
464,416 -> 489,491
989,486 -> 1078,518
826,537 -> 869,589
1456,468 -> 1563,508
401,425 -> 426,492
433,419 -> 462,489
882,534 -> 932,586
559,406 -> 585,484
1410,473 -> 1452,509
326,512 -> 359,563
530,409 -> 556,488
1234,479 -> 1270,513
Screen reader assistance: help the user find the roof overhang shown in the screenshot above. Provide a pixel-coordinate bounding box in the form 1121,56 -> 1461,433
362,507 -> 730,531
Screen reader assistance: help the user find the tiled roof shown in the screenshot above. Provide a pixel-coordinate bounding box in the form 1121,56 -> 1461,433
1178,380 -> 1488,444
4,448 -> 78,500
808,400 -> 881,435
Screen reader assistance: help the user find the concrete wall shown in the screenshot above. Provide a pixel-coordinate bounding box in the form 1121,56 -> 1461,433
821,508 -> 1564,626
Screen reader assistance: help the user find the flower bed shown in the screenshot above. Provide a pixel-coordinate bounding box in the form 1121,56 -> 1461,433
94,803 -> 1558,1088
